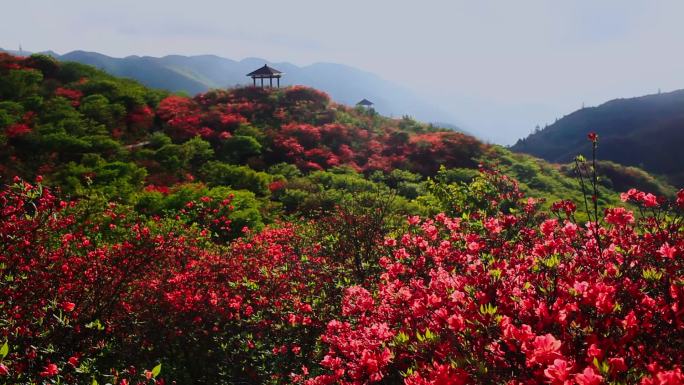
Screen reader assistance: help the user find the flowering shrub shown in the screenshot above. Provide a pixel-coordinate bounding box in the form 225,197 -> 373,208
4,122 -> 31,137
156,95 -> 204,140
0,177 -> 197,384
142,225 -> 343,384
0,177 -> 347,384
127,105 -> 155,135
54,87 -> 83,107
302,170 -> 684,385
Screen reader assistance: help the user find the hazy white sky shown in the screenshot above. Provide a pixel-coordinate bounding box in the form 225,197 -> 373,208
3,0 -> 684,143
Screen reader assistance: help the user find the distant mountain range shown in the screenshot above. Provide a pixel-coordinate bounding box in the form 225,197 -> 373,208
1,48 -> 463,132
512,89 -> 684,186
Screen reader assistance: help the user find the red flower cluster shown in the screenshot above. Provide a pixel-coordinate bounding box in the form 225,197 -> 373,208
154,88 -> 483,176
55,87 -> 83,106
620,188 -> 662,207
303,179 -> 684,385
0,53 -> 27,70
0,178 -> 344,384
4,123 -> 31,138
127,105 -> 155,134
156,95 -> 204,140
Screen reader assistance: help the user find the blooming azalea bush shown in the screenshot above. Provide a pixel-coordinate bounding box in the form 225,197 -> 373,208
142,225 -> 344,384
0,177 -> 199,384
0,177 -> 349,384
301,168 -> 684,385
54,87 -> 83,107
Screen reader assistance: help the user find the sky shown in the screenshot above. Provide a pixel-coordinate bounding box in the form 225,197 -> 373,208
3,0 -> 684,144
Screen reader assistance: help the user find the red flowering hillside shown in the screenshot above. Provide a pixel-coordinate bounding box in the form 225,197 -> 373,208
2,52 -> 684,385
154,86 -> 482,175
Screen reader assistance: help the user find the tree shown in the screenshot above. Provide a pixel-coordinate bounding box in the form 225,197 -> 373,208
199,161 -> 271,195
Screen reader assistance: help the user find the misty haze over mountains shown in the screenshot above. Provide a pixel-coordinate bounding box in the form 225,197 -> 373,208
2,48 -> 467,135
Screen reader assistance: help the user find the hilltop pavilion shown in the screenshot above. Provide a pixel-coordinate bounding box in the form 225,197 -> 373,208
246,64 -> 283,88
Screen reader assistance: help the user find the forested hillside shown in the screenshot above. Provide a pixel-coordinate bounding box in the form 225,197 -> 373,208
513,89 -> 684,185
2,53 -> 684,385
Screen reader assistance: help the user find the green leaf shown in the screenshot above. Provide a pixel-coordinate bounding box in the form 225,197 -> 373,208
479,303 -> 498,316
393,331 -> 409,345
489,268 -> 502,280
0,341 -> 8,359
86,319 -> 105,331
151,363 -> 162,378
91,378 -> 98,385
423,328 -> 439,342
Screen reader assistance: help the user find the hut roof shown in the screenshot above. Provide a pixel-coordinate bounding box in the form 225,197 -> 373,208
246,64 -> 283,77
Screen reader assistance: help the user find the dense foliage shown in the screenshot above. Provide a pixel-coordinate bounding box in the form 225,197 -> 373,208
1,53 -> 683,384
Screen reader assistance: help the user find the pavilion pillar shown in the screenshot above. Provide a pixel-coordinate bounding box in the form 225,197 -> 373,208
277,77 -> 280,88
270,77 -> 273,87
260,78 -> 264,88
253,77 -> 256,87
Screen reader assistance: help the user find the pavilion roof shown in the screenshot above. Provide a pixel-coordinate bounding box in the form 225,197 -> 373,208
246,64 -> 283,77
356,98 -> 374,106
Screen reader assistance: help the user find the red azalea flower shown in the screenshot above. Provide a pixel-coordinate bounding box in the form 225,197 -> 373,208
39,363 -> 59,377
608,357 -> 627,375
642,193 -> 659,207
655,368 -> 684,384
659,243 -> 677,259
5,123 -> 31,137
575,367 -> 603,385
677,189 -> 684,208
61,301 -> 76,312
527,334 -> 563,366
544,359 -> 572,385
68,355 -> 79,367
587,132 -> 598,142
219,131 -> 232,140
